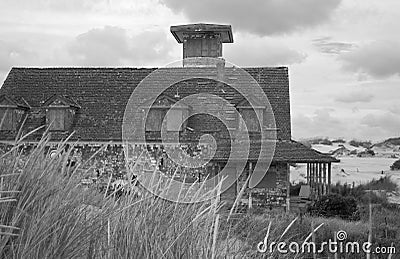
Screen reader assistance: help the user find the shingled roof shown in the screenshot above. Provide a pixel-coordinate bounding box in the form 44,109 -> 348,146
0,67 -> 291,140
214,140 -> 339,163
0,66 -> 337,163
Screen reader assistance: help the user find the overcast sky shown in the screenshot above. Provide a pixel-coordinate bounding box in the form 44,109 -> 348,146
0,0 -> 399,142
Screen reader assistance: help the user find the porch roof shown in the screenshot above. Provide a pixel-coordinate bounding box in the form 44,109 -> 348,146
213,140 -> 339,163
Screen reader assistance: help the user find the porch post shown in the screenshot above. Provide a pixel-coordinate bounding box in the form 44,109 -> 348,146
328,162 -> 332,194
312,163 -> 316,197
310,163 -> 314,195
318,163 -> 323,196
315,163 -> 318,196
286,163 -> 290,213
306,163 -> 310,185
323,163 -> 327,195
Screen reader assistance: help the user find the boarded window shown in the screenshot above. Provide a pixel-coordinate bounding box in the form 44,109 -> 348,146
146,109 -> 166,131
166,109 -> 183,131
47,109 -> 65,131
239,109 -> 262,132
146,109 -> 185,132
184,38 -> 221,58
0,108 -> 15,130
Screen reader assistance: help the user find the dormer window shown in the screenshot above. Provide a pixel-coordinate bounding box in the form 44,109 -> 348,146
238,109 -> 262,132
236,97 -> 265,133
0,95 -> 30,131
43,95 -> 80,131
142,95 -> 190,132
0,108 -> 15,131
146,109 -> 167,131
47,109 -> 72,131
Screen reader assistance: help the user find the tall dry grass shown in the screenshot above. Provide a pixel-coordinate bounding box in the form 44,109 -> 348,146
0,136 -> 223,258
2,135 -> 393,258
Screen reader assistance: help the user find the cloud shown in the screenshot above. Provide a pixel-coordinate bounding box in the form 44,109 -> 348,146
340,41 -> 400,78
389,105 -> 400,115
68,26 -> 175,66
293,108 -> 400,141
292,108 -> 346,139
225,34 -> 306,66
335,91 -> 373,103
312,37 -> 355,54
0,0 -> 102,12
0,40 -> 37,71
161,0 -> 342,36
360,112 -> 400,135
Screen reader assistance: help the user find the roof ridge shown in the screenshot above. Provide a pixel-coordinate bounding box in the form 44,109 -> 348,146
10,66 -> 288,71
11,67 -> 158,70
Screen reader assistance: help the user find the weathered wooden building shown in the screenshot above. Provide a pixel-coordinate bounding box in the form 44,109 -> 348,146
0,24 -> 338,209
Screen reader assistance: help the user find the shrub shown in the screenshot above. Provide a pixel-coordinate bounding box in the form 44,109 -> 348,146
319,138 -> 333,145
309,194 -> 360,221
349,149 -> 357,155
331,176 -> 397,205
383,137 -> 400,146
349,140 -> 372,148
361,176 -> 398,192
357,149 -> 375,157
390,159 -> 400,170
332,138 -> 346,144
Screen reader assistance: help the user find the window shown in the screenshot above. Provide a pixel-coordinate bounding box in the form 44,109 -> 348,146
238,108 -> 263,132
146,109 -> 166,131
166,109 -> 183,131
145,108 -> 184,132
236,96 -> 265,133
143,95 -> 190,133
47,109 -> 65,131
0,108 -> 15,131
0,95 -> 29,131
46,108 -> 75,131
43,95 -> 80,132
184,37 -> 221,58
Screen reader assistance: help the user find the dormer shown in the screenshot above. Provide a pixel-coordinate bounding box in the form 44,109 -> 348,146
235,96 -> 265,132
43,95 -> 80,131
0,95 -> 30,131
141,94 -> 190,132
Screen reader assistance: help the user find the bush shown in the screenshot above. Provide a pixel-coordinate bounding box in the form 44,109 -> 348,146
309,194 -> 360,221
349,140 -> 372,148
361,176 -> 398,192
319,139 -> 333,145
390,159 -> 400,170
383,137 -> 400,146
357,149 -> 375,157
332,138 -> 346,144
330,176 -> 397,205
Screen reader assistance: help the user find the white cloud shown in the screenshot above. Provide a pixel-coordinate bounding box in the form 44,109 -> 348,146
312,37 -> 355,54
0,0 -> 104,12
340,41 -> 400,78
361,112 -> 400,135
225,34 -> 306,66
335,91 -> 373,103
0,40 -> 37,71
292,108 -> 346,139
68,26 -> 176,66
